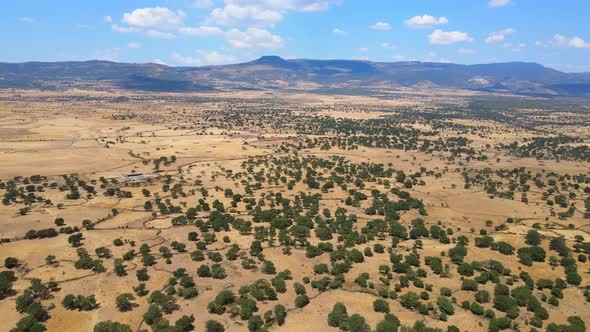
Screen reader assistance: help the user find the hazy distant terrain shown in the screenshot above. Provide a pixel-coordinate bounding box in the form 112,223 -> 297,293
1,56 -> 590,96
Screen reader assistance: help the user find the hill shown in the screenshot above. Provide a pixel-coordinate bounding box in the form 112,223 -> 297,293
1,56 -> 589,96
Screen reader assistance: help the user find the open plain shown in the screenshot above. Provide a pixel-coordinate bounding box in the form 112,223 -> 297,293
0,88 -> 589,332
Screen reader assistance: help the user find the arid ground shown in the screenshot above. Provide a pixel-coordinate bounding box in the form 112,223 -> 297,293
0,89 -> 589,332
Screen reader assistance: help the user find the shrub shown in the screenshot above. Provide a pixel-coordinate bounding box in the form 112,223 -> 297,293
373,299 -> 390,313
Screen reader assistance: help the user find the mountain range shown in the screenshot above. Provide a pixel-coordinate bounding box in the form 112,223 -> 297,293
1,56 -> 589,97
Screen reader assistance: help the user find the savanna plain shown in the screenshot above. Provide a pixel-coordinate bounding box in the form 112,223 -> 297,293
1,89 -> 589,332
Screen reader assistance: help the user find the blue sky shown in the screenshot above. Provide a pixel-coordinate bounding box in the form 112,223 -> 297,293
3,0 -> 590,72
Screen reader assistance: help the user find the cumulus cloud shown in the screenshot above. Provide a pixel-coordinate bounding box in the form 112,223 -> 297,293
112,7 -> 188,39
103,16 -> 112,23
152,58 -> 167,65
537,34 -> 590,49
225,27 -> 283,49
359,47 -> 369,53
179,25 -> 224,36
369,22 -> 391,30
127,42 -> 141,49
429,29 -> 473,45
332,28 -> 347,36
569,37 -> 590,49
225,0 -> 339,13
122,7 -> 185,29
488,0 -> 510,8
207,0 -> 338,27
404,15 -> 448,29
485,28 -> 515,44
209,4 -> 283,26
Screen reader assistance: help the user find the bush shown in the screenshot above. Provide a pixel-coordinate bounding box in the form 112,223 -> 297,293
348,314 -> 370,332
247,315 -> 263,332
274,304 -> 287,326
328,303 -> 348,327
437,296 -> 455,316
4,257 -> 19,269
115,293 -> 135,312
143,304 -> 162,326
94,321 -> 132,332
475,290 -> 490,303
373,299 -> 390,313
375,314 -> 400,332
205,320 -> 225,332
294,294 -> 310,308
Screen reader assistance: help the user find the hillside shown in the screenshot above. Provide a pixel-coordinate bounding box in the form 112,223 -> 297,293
1,56 -> 589,96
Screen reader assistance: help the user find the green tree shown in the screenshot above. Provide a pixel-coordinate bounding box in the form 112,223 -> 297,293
348,314 -> 370,332
328,302 -> 348,327
115,293 -> 135,312
94,321 -> 132,332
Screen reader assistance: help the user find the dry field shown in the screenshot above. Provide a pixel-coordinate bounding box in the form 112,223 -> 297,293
0,89 -> 589,332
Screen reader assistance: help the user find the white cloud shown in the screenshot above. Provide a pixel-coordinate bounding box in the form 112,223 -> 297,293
488,0 -> 510,8
122,7 -> 185,29
404,15 -> 448,29
209,4 -> 283,26
370,21 -> 391,30
172,50 -> 239,66
225,27 -> 283,49
332,28 -> 347,36
359,47 -> 369,53
127,42 -> 141,49
193,0 -> 214,8
569,37 -> 590,49
458,48 -> 476,55
352,56 -> 369,61
152,58 -> 167,65
173,52 -> 203,66
207,0 -> 338,27
391,54 -> 405,61
145,30 -> 176,39
485,28 -> 515,44
18,17 -> 35,23
95,48 -> 121,61
225,0 -> 339,13
429,29 -> 473,45
197,50 -> 239,65
112,7 -> 185,39
179,26 -> 224,36
104,16 -> 112,23
537,34 -> 590,49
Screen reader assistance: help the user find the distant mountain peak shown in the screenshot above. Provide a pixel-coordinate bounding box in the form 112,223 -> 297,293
253,56 -> 289,65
